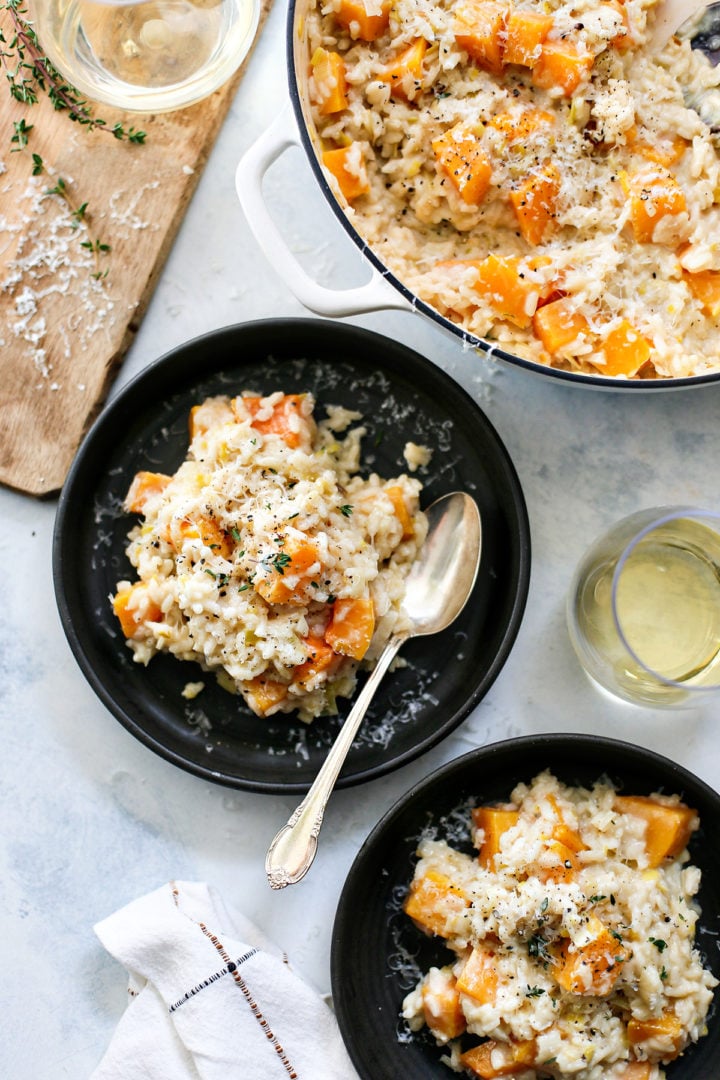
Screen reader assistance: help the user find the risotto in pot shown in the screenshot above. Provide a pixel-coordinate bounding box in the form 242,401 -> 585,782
401,771 -> 716,1078
111,391 -> 427,722
305,0 -> 720,379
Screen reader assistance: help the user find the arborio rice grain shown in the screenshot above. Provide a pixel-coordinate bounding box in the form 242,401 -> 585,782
401,771 -> 717,1079
305,0 -> 720,379
111,391 -> 427,722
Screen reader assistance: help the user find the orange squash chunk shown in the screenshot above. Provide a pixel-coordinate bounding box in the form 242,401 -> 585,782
509,163 -> 561,245
254,534 -> 320,605
488,108 -> 554,143
239,393 -> 309,449
334,0 -> 390,40
325,596 -> 375,661
385,484 -> 414,538
628,1014 -> 684,1055
113,583 -> 163,640
537,838 -> 581,884
532,40 -> 593,96
622,165 -> 687,243
620,1065 -> 652,1080
292,634 -> 338,688
599,320 -> 652,377
552,823 -> 587,853
457,944 -> 499,1003
433,125 -> 493,206
684,269 -> 720,317
422,969 -> 466,1041
124,471 -> 171,514
404,869 -> 469,938
176,515 -> 234,559
454,0 -> 509,75
473,254 -> 548,328
554,917 -> 627,996
504,10 -> 554,66
378,37 -> 427,99
533,297 -> 591,354
310,48 -> 348,115
613,795 -> 697,867
242,675 -> 288,716
460,1038 -> 537,1078
604,0 -> 632,50
636,134 -> 688,167
189,397 -> 234,439
472,805 -> 519,868
322,144 -> 370,203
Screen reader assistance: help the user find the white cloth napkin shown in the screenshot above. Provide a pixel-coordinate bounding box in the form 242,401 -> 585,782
92,881 -> 358,1080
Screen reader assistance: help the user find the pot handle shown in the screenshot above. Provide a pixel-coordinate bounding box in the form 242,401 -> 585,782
235,105 -> 413,318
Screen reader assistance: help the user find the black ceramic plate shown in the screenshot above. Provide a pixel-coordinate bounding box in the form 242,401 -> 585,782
331,734 -> 720,1079
53,318 -> 530,793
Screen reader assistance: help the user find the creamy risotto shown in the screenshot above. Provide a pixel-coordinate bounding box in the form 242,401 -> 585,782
402,771 -> 716,1079
111,390 -> 427,722
305,0 -> 720,379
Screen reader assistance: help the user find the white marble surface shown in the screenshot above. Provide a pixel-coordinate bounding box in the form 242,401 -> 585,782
3,3 -> 720,1075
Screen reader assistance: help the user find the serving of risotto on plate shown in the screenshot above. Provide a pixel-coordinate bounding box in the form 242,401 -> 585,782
111,390 -> 427,723
401,770 -> 717,1079
305,0 -> 720,379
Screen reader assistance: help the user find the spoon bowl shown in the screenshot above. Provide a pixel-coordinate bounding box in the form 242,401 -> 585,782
265,491 -> 482,889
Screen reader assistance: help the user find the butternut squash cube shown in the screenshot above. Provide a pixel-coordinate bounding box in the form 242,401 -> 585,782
454,0 -> 509,75
378,37 -> 427,99
613,795 -> 697,866
532,40 -> 593,96
628,1013 -> 684,1055
504,10 -> 554,67
599,320 -> 652,377
189,397 -> 234,439
113,583 -> 163,640
240,393 -> 310,449
310,48 -> 348,115
460,1038 -> 537,1078
384,484 -> 414,538
554,917 -> 627,996
433,125 -> 493,206
176,515 -> 235,559
334,0 -> 390,41
532,297 -> 591,354
509,163 -> 561,245
325,596 -> 375,661
292,634 -> 338,688
404,869 -> 470,938
322,144 -> 370,203
473,254 -> 547,328
488,108 -> 554,144
422,968 -> 466,1041
537,838 -> 581,884
684,269 -> 720,318
636,134 -> 688,168
242,675 -> 288,716
124,470 -> 171,515
620,1065 -> 652,1080
623,165 -> 687,243
457,944 -> 499,1003
472,805 -> 519,868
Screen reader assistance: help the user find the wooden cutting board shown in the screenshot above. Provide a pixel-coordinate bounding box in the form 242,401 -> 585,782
0,0 -> 272,497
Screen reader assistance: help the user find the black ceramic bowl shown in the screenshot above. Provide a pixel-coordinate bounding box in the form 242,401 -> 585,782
53,318 -> 530,793
331,733 -> 720,1079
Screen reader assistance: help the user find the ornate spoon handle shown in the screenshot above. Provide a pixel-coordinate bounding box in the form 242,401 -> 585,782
265,633 -> 406,889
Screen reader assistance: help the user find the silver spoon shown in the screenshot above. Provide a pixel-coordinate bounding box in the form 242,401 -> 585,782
647,0 -> 710,50
265,491 -> 482,890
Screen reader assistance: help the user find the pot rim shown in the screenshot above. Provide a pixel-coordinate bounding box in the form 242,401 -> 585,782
285,0 -> 720,392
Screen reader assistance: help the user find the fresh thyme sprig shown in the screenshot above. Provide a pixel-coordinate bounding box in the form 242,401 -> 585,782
44,173 -> 111,279
1,0 -> 146,144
